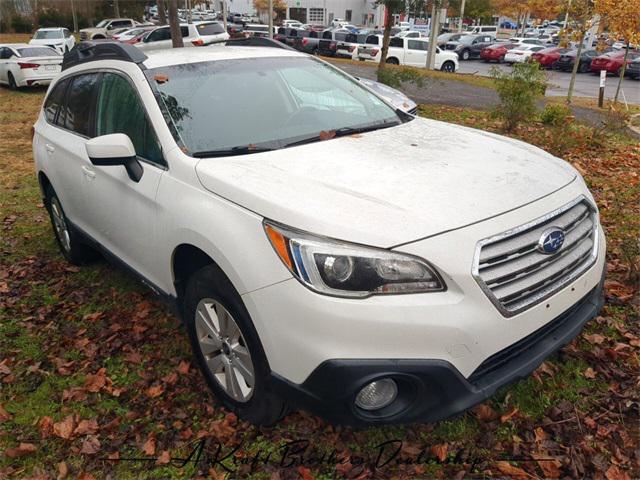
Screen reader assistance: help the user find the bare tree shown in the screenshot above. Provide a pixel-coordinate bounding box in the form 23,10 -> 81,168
158,0 -> 167,24
168,0 -> 184,47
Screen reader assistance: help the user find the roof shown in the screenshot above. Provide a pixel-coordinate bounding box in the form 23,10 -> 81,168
142,44 -> 303,69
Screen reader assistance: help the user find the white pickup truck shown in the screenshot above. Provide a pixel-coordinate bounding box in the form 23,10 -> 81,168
358,35 -> 459,72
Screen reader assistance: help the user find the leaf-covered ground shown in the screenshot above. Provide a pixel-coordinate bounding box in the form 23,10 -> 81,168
1,84 -> 638,480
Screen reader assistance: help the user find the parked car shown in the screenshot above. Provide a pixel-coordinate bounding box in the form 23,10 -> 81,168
500,20 -> 517,29
555,48 -> 601,73
80,18 -> 139,40
34,41 -> 606,427
508,37 -> 544,46
282,19 -> 303,29
243,24 -> 271,38
335,32 -> 369,59
227,23 -> 245,39
626,56 -> 640,79
445,34 -> 495,60
436,32 -> 464,48
356,76 -> 417,114
480,42 -> 519,63
504,44 -> 546,64
136,22 -> 229,50
292,30 -> 322,54
397,30 -> 425,39
464,25 -> 497,37
590,49 -> 640,75
0,44 -> 61,89
318,29 -> 350,57
359,36 -> 458,72
111,26 -> 154,43
530,46 -> 571,69
29,28 -> 75,54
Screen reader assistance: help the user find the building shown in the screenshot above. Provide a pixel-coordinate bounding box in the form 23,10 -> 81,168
285,0 -> 381,26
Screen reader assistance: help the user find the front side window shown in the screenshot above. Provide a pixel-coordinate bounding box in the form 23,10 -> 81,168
365,35 -> 378,45
44,78 -> 69,124
408,40 -> 427,51
95,73 -> 163,164
389,37 -> 403,48
61,73 -> 100,136
148,56 -> 400,156
147,28 -> 171,42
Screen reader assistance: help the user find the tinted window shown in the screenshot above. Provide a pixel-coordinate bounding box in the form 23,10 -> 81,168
0,48 -> 11,59
408,40 -> 427,51
147,27 -> 171,42
62,74 -> 99,136
17,47 -> 60,57
95,73 -> 162,164
334,32 -> 348,41
309,31 -> 318,38
365,35 -> 378,45
181,26 -> 189,37
322,31 -> 332,39
389,37 -> 403,48
196,22 -> 224,35
44,78 -> 69,124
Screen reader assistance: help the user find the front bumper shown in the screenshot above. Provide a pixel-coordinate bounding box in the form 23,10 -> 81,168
270,270 -> 605,425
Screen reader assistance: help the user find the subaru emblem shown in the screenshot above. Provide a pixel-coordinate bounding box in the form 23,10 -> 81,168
538,228 -> 565,254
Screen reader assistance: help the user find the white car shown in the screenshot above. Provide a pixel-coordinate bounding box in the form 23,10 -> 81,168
34,42 -> 605,426
358,35 -> 459,72
397,21 -> 412,31
0,44 -> 62,89
282,20 -> 303,29
136,22 -> 229,50
111,26 -> 154,43
504,44 -> 546,63
29,28 -> 75,54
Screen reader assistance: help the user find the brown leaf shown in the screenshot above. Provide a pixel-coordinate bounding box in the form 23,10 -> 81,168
146,384 -> 164,398
501,407 -> 519,423
496,461 -> 531,479
533,454 -> 562,478
177,361 -> 190,375
57,461 -> 69,480
84,368 -> 107,393
583,367 -> 597,379
77,474 -> 96,480
297,466 -> 315,480
534,427 -> 549,442
53,415 -> 76,440
80,435 -> 101,455
474,403 -> 498,421
74,419 -> 99,436
162,372 -> 178,385
605,465 -> 632,480
156,450 -> 171,465
0,404 -> 11,422
584,333 -> 606,345
142,436 -> 156,456
124,350 -> 143,364
4,442 -> 37,458
431,443 -> 448,462
39,416 -> 54,438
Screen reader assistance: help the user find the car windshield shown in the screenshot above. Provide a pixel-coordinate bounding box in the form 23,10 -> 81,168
148,56 -> 401,156
34,30 -> 62,39
17,47 -> 60,57
96,20 -> 109,28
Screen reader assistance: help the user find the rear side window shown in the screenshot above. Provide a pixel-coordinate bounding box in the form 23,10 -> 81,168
95,73 -> 163,165
365,35 -> 378,45
196,23 -> 224,35
389,37 -> 404,48
408,40 -> 427,51
44,78 -> 69,124
334,33 -> 347,41
61,73 -> 100,136
322,31 -> 332,39
17,47 -> 59,57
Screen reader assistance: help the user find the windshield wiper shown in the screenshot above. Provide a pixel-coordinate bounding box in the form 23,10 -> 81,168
191,145 -> 274,158
282,121 -> 400,149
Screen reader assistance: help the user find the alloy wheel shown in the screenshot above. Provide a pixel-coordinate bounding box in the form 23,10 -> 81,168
195,298 -> 255,402
50,197 -> 71,253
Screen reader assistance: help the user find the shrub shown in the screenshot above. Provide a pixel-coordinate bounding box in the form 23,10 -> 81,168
376,65 -> 424,89
489,62 -> 547,132
10,15 -> 33,33
540,103 -> 573,126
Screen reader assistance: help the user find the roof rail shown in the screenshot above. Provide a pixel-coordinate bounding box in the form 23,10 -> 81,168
62,41 -> 148,71
224,36 -> 297,51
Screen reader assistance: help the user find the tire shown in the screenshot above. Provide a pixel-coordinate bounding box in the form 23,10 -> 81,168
385,57 -> 399,65
498,55 -> 505,63
44,186 -> 98,265
579,62 -> 589,73
441,61 -> 455,73
183,264 -> 287,425
8,72 -> 18,90
92,34 -> 106,40
460,49 -> 470,61
64,46 -> 69,54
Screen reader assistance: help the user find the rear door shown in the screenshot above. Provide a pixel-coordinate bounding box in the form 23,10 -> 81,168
406,39 -> 427,66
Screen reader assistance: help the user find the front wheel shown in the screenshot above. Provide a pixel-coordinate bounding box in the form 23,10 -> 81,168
184,264 -> 287,425
441,61 -> 455,73
579,62 -> 589,73
460,49 -> 470,61
8,72 -> 18,90
385,57 -> 399,65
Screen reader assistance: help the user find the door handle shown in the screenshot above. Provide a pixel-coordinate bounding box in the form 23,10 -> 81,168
45,144 -> 55,154
82,165 -> 95,179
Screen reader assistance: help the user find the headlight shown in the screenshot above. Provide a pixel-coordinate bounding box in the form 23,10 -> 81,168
264,221 -> 445,298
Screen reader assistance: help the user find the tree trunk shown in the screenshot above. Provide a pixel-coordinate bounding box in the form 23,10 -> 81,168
168,0 -> 184,48
158,0 -> 167,25
566,30 -> 585,104
426,1 -> 440,70
458,0 -> 466,32
377,6 -> 393,74
614,43 -> 630,103
114,0 -> 120,17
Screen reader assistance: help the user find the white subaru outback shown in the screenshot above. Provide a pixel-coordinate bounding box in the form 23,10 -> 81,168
33,41 -> 606,426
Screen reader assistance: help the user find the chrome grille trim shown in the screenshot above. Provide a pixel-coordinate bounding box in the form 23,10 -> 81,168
472,196 -> 599,317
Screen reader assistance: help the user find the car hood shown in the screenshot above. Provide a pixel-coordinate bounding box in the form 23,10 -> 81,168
194,118 -> 576,248
29,38 -> 63,46
80,27 -> 104,33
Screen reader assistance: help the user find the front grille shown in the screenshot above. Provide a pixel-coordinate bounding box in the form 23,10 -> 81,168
473,197 -> 598,316
468,286 -> 595,385
408,106 -> 418,115
80,32 -> 88,40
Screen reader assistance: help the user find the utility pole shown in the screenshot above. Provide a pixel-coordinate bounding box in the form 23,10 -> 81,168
114,0 -> 120,17
268,0 -> 273,38
426,1 -> 440,70
457,0 -> 465,33
222,0 -> 227,30
70,0 -> 78,33
185,0 -> 192,23
168,0 -> 184,47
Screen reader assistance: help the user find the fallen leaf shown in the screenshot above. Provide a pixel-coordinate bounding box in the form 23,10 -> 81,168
80,435 -> 101,455
53,415 -> 76,440
4,442 -> 37,458
474,403 -> 498,421
74,419 -> 99,436
146,384 -> 164,398
584,367 -> 597,379
533,454 -> 562,478
431,443 -> 448,462
177,361 -> 190,375
496,461 -> 531,479
142,436 -> 156,456
57,461 -> 69,480
39,416 -> 54,438
0,404 -> 11,422
156,450 -> 171,465
605,465 -> 631,480
584,333 -> 606,345
501,407 -> 519,423
297,466 -> 315,480
84,368 -> 107,393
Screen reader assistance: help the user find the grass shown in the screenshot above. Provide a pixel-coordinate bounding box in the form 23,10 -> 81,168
0,39 -> 638,478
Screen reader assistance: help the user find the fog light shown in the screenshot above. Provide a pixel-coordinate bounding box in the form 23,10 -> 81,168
355,378 -> 398,411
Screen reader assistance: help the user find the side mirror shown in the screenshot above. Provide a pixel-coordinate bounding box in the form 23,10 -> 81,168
85,134 -> 143,182
107,24 -> 114,30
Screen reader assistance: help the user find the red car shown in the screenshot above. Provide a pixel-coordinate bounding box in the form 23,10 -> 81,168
531,47 -> 570,69
480,43 -> 518,63
590,49 -> 640,75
